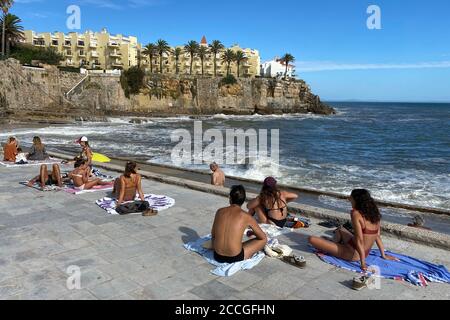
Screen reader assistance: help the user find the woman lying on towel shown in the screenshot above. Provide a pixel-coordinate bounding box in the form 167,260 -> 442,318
247,177 -> 301,228
112,161 -> 146,207
69,158 -> 112,191
309,189 -> 399,271
27,164 -> 65,190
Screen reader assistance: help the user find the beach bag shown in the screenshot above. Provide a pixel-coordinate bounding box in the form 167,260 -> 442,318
116,200 -> 150,215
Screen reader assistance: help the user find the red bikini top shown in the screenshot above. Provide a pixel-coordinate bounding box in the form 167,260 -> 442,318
351,209 -> 379,235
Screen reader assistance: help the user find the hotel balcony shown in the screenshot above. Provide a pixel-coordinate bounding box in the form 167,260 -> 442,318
65,52 -> 73,57
108,42 -> 120,48
91,52 -> 99,58
77,42 -> 85,47
79,52 -> 86,57
110,51 -> 122,57
33,40 -> 45,47
112,62 -> 124,67
63,42 -> 71,47
90,43 -> 98,48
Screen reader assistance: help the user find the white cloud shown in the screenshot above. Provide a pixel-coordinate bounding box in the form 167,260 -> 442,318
296,61 -> 450,72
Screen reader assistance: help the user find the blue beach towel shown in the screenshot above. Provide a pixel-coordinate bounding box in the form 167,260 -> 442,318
184,235 -> 265,277
316,249 -> 450,287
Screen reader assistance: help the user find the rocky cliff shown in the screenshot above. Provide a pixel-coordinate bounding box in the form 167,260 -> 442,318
0,59 -> 334,123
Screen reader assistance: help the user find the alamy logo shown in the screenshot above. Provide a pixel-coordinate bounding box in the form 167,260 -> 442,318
171,121 -> 279,166
66,5 -> 81,30
367,5 -> 382,30
66,265 -> 81,290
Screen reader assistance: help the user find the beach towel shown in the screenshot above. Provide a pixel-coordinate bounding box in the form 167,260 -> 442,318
0,158 -> 61,168
95,194 -> 176,215
20,181 -> 61,192
315,249 -> 450,287
64,184 -> 114,195
91,168 -> 114,181
184,224 -> 293,277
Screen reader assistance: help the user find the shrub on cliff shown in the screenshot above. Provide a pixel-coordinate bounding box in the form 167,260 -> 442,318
10,44 -> 63,66
121,66 -> 145,98
219,74 -> 237,87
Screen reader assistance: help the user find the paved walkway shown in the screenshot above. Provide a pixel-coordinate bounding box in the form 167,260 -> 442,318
0,165 -> 449,300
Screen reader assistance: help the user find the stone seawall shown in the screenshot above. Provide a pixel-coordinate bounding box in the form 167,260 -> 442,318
0,59 -> 335,122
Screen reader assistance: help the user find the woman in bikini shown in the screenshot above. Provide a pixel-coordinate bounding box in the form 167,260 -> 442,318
309,189 -> 399,271
113,161 -> 146,207
69,159 -> 111,190
77,136 -> 93,172
247,177 -> 299,228
27,164 -> 64,190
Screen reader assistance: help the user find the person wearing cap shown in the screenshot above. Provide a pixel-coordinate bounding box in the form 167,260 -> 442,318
247,177 -> 299,227
3,137 -> 18,162
77,136 -> 93,171
210,162 -> 225,187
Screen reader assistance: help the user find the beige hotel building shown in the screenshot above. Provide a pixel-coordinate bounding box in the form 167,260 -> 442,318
23,31 -> 260,77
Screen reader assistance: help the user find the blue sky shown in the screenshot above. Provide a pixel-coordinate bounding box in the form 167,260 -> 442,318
12,0 -> 450,102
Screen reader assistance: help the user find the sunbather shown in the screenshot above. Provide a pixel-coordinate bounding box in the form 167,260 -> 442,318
113,161 -> 146,207
3,137 -> 18,162
27,136 -> 49,161
27,164 -> 64,190
211,185 -> 267,263
69,158 -> 111,191
247,177 -> 299,227
309,189 -> 399,271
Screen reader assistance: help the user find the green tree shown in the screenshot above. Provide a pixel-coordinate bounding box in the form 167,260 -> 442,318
1,0 -> 14,57
156,39 -> 171,74
197,46 -> 209,76
11,44 -> 63,65
209,40 -> 224,77
234,50 -> 247,78
280,53 -> 295,79
120,66 -> 145,98
142,43 -> 156,73
184,40 -> 199,75
222,49 -> 235,76
173,47 -> 183,75
0,14 -> 23,56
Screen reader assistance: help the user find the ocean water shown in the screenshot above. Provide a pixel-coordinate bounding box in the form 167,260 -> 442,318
2,102 -> 450,211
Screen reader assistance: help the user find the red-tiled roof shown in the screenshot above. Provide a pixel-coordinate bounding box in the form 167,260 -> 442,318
201,36 -> 207,45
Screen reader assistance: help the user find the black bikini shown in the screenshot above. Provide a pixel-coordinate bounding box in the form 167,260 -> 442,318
214,249 -> 245,264
264,199 -> 288,228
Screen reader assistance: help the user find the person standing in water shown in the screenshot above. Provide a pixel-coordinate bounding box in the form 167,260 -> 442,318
210,162 -> 225,187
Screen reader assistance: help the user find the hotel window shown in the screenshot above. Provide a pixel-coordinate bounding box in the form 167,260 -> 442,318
52,40 -> 58,46
65,40 -> 71,46
79,50 -> 85,56
78,40 -> 85,46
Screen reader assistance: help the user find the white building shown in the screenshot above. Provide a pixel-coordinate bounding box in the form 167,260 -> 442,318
260,57 -> 296,78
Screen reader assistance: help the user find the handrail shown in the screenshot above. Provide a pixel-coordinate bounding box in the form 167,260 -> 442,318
65,70 -> 89,99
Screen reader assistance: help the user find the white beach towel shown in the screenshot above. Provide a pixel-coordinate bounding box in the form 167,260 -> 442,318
184,224 -> 293,277
0,157 -> 61,168
96,194 -> 176,215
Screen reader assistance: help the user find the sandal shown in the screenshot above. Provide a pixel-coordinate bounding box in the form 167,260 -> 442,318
282,254 -> 306,268
352,276 -> 371,291
142,209 -> 158,217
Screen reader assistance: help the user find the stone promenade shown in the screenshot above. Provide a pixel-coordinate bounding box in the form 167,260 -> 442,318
0,164 -> 449,300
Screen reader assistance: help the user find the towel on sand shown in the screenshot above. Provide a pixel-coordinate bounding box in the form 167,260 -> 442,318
316,249 -> 450,287
0,158 -> 61,168
184,224 -> 292,277
96,194 -> 176,215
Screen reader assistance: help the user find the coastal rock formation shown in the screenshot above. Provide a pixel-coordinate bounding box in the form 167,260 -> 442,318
0,59 -> 335,123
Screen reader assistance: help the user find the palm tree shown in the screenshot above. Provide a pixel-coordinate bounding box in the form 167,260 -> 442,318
0,13 -> 23,56
1,0 -> 14,57
234,50 -> 247,78
155,39 -> 171,74
197,46 -> 208,76
209,40 -> 224,77
222,49 -> 235,76
142,43 -> 156,73
184,40 -> 199,75
280,53 -> 295,79
173,47 -> 182,75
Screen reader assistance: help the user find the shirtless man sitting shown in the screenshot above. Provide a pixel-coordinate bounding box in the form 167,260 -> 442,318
210,162 -> 225,187
69,159 -> 112,190
211,185 -> 267,263
27,164 -> 64,191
